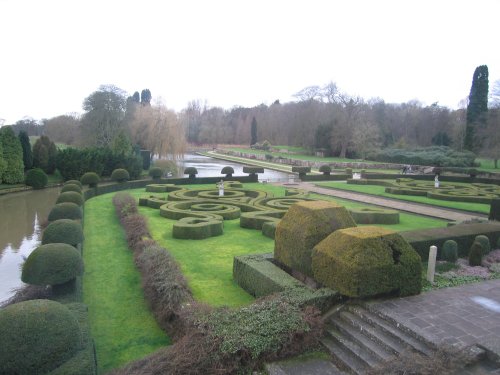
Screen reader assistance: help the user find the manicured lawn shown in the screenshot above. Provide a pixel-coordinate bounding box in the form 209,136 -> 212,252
315,181 -> 491,214
83,194 -> 170,374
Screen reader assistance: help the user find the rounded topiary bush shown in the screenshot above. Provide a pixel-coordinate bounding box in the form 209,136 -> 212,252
25,168 -> 48,189
442,240 -> 458,262
474,235 -> 491,255
111,168 -> 130,183
48,202 -> 83,222
61,183 -> 82,194
56,191 -> 84,206
149,166 -> 163,179
319,165 -> 331,175
22,243 -> 83,286
469,241 -> 483,266
42,219 -> 83,246
80,172 -> 100,187
184,167 -> 198,178
0,299 -> 83,375
221,166 -> 234,177
64,179 -> 83,188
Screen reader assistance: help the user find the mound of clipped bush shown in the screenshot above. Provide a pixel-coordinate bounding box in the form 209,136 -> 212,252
221,166 -> 234,177
149,166 -> 163,179
319,165 -> 331,175
80,172 -> 100,187
184,167 -> 198,178
56,191 -> 84,206
291,166 -> 311,177
312,226 -> 422,297
61,183 -> 82,194
22,243 -> 83,286
64,179 -> 83,188
274,201 -> 356,277
48,202 -> 83,222
0,299 -> 83,375
111,168 -> 130,182
42,219 -> 83,246
25,168 -> 48,189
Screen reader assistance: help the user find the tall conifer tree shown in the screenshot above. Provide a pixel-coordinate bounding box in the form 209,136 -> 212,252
18,131 -> 33,170
464,65 -> 489,151
250,117 -> 258,146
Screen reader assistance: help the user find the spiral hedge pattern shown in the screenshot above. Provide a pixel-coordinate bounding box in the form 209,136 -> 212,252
140,184 -> 314,239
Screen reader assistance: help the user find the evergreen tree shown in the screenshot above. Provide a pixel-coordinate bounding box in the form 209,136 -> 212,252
250,116 -> 258,146
140,89 -> 152,105
132,91 -> 140,103
18,131 -> 33,170
465,65 -> 489,151
0,126 -> 24,184
33,135 -> 57,174
0,136 -> 5,184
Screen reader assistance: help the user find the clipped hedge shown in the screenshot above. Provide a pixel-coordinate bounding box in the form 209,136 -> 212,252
61,183 -> 83,194
221,166 -> 234,176
25,168 -> 48,189
291,166 -> 311,177
42,219 -> 84,246
65,179 -> 83,188
148,167 -> 163,179
348,207 -> 400,224
48,202 -> 83,222
0,299 -> 83,375
233,253 -> 340,313
490,198 -> 500,221
239,210 -> 285,230
262,221 -> 278,239
312,226 -> 422,297
274,201 -> 356,277
242,166 -> 264,174
172,217 -> 224,239
22,243 -> 84,286
400,222 -> 500,259
111,168 -> 130,182
80,172 -> 100,187
319,165 -> 331,175
184,167 -> 198,178
57,191 -> 84,206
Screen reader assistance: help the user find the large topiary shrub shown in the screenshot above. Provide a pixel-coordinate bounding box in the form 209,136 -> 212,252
64,179 -> 83,188
474,234 -> 491,255
442,240 -> 458,262
42,219 -> 83,246
111,168 -> 130,182
0,299 -> 83,375
312,226 -> 422,297
80,171 -> 100,187
221,166 -> 234,177
61,183 -> 82,194
25,168 -> 48,189
56,191 -> 84,206
319,165 -> 331,175
469,241 -> 483,266
149,166 -> 163,179
21,243 -> 84,286
184,167 -> 198,178
48,202 -> 83,222
274,201 -> 356,277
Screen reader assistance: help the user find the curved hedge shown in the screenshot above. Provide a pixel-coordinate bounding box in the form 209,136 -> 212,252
0,299 -> 83,375
149,167 -> 163,179
48,202 -> 83,222
25,168 -> 48,189
57,191 -> 84,206
42,219 -> 84,246
65,179 -> 83,188
348,207 -> 400,224
80,172 -> 100,187
111,168 -> 130,182
61,183 -> 83,194
22,243 -> 83,286
172,217 -> 224,239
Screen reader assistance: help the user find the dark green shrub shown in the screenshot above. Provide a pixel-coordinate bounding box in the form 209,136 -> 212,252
319,165 -> 331,175
312,226 -> 422,297
21,243 -> 83,286
442,240 -> 458,262
242,166 -> 264,174
0,299 -> 83,375
469,241 -> 483,266
42,219 -> 83,246
48,202 -> 83,222
80,171 -> 100,187
172,217 -> 223,239
65,179 -> 83,188
345,168 -> 352,175
25,168 -> 48,189
221,166 -> 234,177
292,166 -> 311,175
184,167 -> 198,178
265,153 -> 273,161
61,183 -> 82,194
348,207 -> 400,224
369,146 -> 476,167
149,166 -> 163,179
490,198 -> 500,221
56,191 -> 84,206
141,150 -> 151,170
474,234 -> 491,254
111,168 -> 130,182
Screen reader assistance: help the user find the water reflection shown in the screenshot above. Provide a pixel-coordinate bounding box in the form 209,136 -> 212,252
0,188 -> 60,303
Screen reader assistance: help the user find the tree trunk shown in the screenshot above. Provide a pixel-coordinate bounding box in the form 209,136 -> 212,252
339,142 -> 348,159
495,159 -> 498,169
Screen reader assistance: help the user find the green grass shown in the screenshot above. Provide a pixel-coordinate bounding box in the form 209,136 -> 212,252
315,181 -> 491,214
83,193 -> 170,374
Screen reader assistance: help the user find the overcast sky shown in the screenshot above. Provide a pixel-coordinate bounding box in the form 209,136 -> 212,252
1,0 -> 499,124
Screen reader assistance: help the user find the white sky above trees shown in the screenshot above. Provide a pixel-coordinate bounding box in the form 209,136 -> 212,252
1,0 -> 499,124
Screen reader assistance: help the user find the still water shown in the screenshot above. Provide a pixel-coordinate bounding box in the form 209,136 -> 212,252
0,188 -> 60,303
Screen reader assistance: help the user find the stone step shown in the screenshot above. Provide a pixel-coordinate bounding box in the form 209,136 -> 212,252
265,359 -> 345,375
347,304 -> 434,356
321,336 -> 368,375
328,315 -> 395,362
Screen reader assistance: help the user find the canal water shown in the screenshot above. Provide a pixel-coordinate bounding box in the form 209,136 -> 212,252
0,153 -> 289,304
